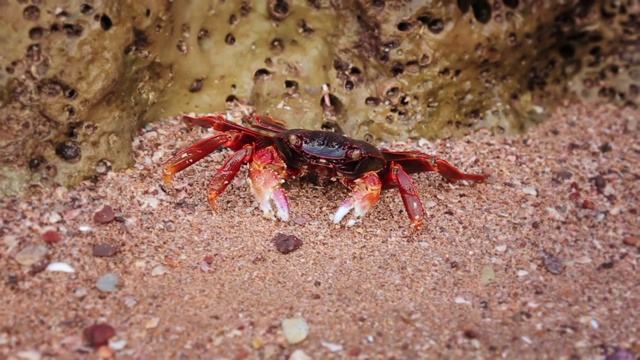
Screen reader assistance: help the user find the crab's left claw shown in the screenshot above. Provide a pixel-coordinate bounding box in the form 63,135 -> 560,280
333,172 -> 382,224
248,147 -> 290,221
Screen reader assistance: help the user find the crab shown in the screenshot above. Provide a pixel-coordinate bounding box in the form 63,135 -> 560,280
162,113 -> 486,227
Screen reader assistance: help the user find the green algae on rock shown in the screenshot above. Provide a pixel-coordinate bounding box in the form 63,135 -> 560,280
0,0 -> 171,197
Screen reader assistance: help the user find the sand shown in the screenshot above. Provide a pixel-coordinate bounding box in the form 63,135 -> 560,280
1,103 -> 638,359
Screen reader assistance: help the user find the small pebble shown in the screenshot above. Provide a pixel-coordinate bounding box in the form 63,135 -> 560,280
293,215 -> 308,225
151,265 -> 168,276
482,167 -> 495,176
83,323 -> 116,347
75,287 -> 88,298
481,266 -> 495,283
79,225 -> 92,232
42,230 -> 61,244
145,317 -> 159,329
92,243 -> 118,257
46,212 -> 62,224
321,341 -> 343,352
15,244 -> 48,266
124,297 -> 138,308
94,205 -> 115,224
543,253 -> 565,275
108,339 -> 127,350
517,270 -> 529,277
522,186 -> 537,196
281,318 -> 309,344
496,244 -> 507,252
46,262 -> 75,273
273,233 -> 303,254
555,170 -> 573,180
454,297 -> 471,305
96,273 -> 119,292
289,349 -> 312,360
574,256 -> 592,264
623,236 -> 639,246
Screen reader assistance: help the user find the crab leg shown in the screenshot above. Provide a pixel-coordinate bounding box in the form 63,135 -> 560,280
163,130 -> 249,183
333,171 -> 382,224
207,144 -> 254,206
381,151 -> 486,183
383,162 -> 425,227
248,146 -> 291,221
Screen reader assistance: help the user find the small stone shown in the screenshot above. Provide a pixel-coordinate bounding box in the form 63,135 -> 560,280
582,199 -> 596,210
482,167 -> 495,176
522,186 -> 537,196
481,266 -> 495,283
92,243 -> 118,257
591,175 -> 606,193
554,170 -> 573,181
108,339 -> 127,350
623,236 -> 639,246
74,287 -> 88,298
289,349 -> 312,360
293,215 -> 308,225
29,261 -> 49,275
93,205 -> 115,224
42,230 -> 61,244
151,265 -> 167,276
575,256 -> 592,264
46,212 -> 62,224
543,253 -> 565,275
496,244 -> 507,252
517,270 -> 529,277
96,273 -> 119,292
15,244 -> 48,266
124,297 -> 138,308
83,323 -> 116,347
281,318 -> 309,344
145,317 -> 159,329
321,341 -> 343,352
273,233 -> 303,254
164,221 -> 176,232
46,262 -> 75,273
454,297 -> 471,305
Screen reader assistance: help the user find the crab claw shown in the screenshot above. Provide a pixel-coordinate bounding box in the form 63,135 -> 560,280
333,172 -> 382,224
248,147 -> 290,221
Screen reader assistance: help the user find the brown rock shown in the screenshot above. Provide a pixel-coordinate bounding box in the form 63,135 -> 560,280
273,233 -> 303,254
42,230 -> 61,244
623,236 -> 639,246
83,323 -> 115,347
93,205 -> 115,224
92,243 -> 118,257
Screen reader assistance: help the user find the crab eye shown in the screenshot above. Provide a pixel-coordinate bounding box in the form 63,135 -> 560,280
288,134 -> 302,147
347,148 -> 362,160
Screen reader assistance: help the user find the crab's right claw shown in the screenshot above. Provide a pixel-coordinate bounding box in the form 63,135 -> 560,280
248,147 -> 290,221
333,172 -> 382,224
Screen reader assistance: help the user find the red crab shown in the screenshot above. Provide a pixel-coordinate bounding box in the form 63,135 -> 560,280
162,113 -> 486,226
